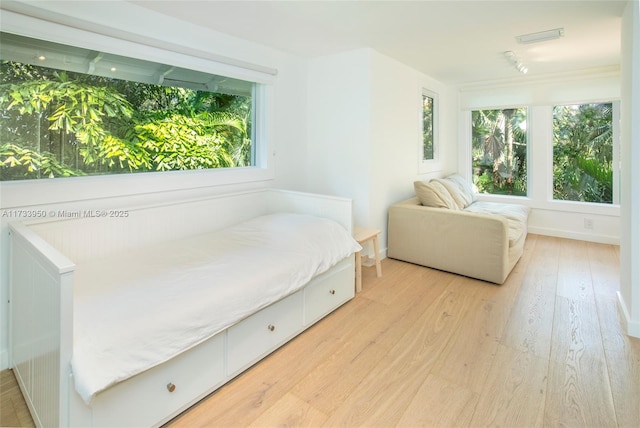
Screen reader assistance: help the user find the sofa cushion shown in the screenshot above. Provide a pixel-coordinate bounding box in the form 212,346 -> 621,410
464,201 -> 530,247
414,180 -> 459,210
446,174 -> 478,204
432,174 -> 477,209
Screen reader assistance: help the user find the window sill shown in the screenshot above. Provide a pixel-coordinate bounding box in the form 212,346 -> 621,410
0,166 -> 275,209
476,193 -> 620,217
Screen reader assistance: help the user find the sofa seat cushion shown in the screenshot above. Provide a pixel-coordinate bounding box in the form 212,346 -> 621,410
464,201 -> 530,248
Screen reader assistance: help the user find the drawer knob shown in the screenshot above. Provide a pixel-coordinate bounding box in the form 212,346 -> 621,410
267,324 -> 275,332
167,383 -> 176,393
329,289 -> 336,295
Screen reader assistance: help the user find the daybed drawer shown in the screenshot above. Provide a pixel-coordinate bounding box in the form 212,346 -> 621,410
227,290 -> 303,376
304,260 -> 355,325
90,332 -> 225,428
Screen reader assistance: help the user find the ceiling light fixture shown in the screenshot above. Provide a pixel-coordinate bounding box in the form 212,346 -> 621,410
516,28 -> 564,44
504,51 -> 528,74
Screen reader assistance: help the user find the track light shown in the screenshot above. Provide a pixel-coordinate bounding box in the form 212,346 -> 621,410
516,28 -> 564,44
504,51 -> 528,74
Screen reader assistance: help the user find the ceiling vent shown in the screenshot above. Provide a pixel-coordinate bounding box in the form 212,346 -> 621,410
516,28 -> 564,44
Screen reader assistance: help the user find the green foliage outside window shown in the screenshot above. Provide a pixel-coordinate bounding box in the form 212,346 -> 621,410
553,103 -> 613,204
422,94 -> 434,160
472,108 -> 528,196
0,60 -> 252,180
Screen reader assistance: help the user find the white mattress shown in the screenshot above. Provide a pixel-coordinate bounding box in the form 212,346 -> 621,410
71,213 -> 361,404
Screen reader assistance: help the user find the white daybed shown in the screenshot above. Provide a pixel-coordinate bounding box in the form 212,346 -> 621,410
9,189 -> 360,428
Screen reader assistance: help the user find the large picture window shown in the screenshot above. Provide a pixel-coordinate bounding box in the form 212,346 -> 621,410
553,102 -> 615,204
0,32 -> 257,181
471,107 -> 528,196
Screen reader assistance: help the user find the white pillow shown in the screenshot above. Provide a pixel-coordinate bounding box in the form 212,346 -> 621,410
414,180 -> 459,210
432,174 -> 476,209
431,178 -> 465,209
446,174 -> 477,204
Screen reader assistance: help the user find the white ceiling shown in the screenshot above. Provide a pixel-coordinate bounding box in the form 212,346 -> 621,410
133,0 -> 626,85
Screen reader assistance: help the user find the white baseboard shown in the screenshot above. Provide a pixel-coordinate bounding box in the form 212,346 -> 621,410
528,226 -> 619,245
617,291 -> 640,338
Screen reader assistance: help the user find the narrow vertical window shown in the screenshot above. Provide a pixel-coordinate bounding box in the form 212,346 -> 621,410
471,107 -> 528,196
420,88 -> 438,167
422,91 -> 435,160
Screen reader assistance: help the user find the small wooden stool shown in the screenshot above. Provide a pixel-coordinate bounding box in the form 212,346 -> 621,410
353,226 -> 382,292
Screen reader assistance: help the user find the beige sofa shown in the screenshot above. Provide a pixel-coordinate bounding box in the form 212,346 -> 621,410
387,174 -> 530,284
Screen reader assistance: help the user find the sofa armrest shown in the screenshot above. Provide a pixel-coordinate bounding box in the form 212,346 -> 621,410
387,197 -> 510,284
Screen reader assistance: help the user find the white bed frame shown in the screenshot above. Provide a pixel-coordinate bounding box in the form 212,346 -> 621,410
8,188 -> 356,428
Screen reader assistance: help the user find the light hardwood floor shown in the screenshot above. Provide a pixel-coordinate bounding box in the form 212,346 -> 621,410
2,234 -> 639,427
0,368 -> 33,428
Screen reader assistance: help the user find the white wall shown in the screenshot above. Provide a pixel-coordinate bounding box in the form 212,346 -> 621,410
369,51 -> 458,251
0,1 -> 309,369
619,0 -> 640,338
307,48 -> 457,256
306,49 -> 372,222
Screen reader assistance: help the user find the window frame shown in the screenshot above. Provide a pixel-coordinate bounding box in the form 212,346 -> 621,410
0,11 -> 276,208
547,98 -> 621,207
462,102 -> 620,217
418,88 -> 439,173
470,106 -> 530,198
